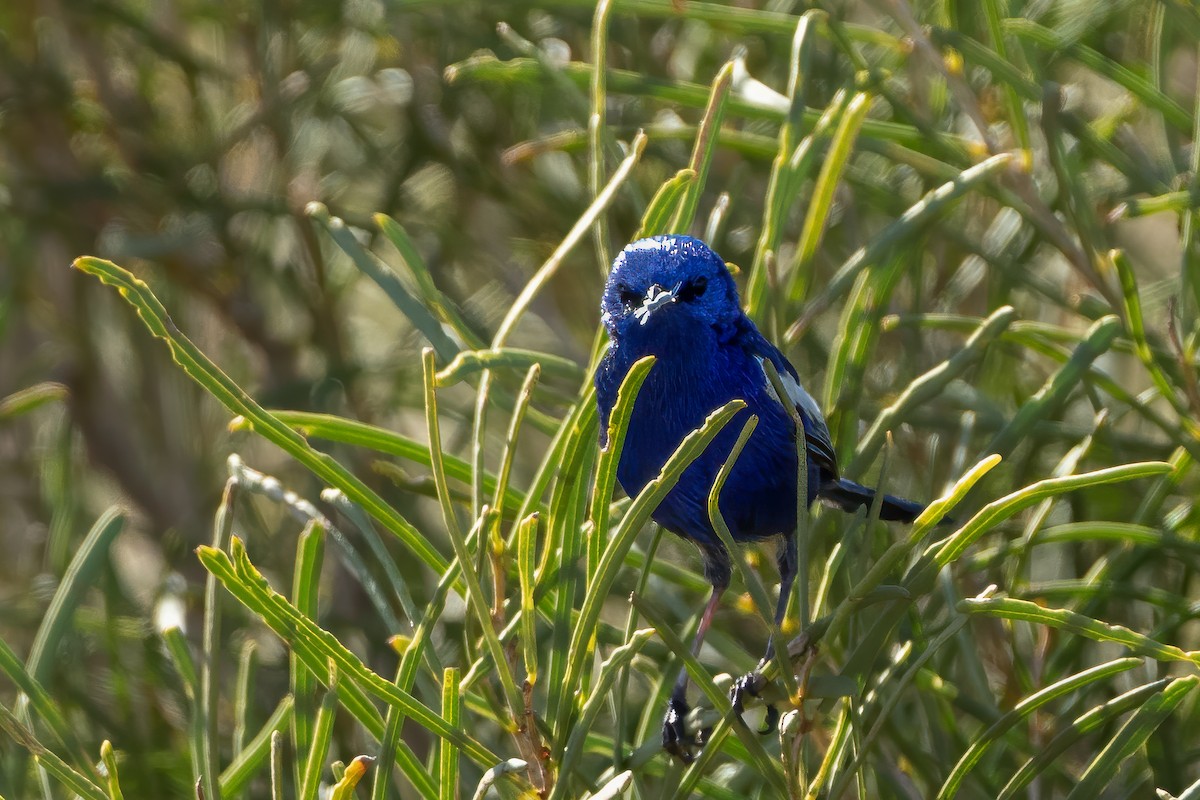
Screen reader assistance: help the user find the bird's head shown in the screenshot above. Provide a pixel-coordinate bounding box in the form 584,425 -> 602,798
601,235 -> 741,341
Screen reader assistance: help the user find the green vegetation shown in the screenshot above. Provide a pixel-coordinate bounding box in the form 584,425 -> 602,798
3,0 -> 1200,797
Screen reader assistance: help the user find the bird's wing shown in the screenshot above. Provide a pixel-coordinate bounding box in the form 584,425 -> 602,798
743,331 -> 840,480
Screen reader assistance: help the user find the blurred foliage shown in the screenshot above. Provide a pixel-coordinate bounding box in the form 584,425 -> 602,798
3,0 -> 1200,797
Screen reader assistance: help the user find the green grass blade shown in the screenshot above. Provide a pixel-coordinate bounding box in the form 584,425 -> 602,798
848,306 -> 1014,477
244,410 -> 533,515
550,629 -> 654,797
26,507 -> 124,685
1064,675 -> 1198,800
161,626 -> 207,796
307,203 -> 459,361
588,0 -> 613,272
219,696 -> 294,798
589,355 -> 655,578
196,539 -> 501,767
933,461 -> 1173,568
0,704 -> 107,800
200,480 -> 236,800
959,595 -> 1199,665
937,657 -> 1144,799
552,397 -> 746,748
787,91 -> 870,304
0,381 -> 67,421
517,512 -> 540,686
788,152 -> 1017,340
491,130 -> 646,348
0,637 -> 97,780
72,256 -> 449,575
270,730 -> 284,800
299,678 -> 339,800
631,594 -> 788,795
291,517 -> 326,789
446,56 -> 953,154
438,668 -> 461,800
669,59 -> 733,234
744,9 -> 826,317
637,169 -> 695,239
99,740 -> 124,800
422,349 -> 524,717
231,640 -> 257,757
435,348 -> 582,387
1003,19 -> 1191,131
375,212 -> 485,349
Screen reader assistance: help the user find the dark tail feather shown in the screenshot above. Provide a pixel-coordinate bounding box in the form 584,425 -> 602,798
819,479 -> 928,523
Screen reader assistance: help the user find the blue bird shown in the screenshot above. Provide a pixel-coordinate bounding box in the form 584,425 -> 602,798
595,235 -> 930,761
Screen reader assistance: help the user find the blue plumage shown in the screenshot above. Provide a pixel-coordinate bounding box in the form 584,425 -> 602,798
595,234 -> 928,760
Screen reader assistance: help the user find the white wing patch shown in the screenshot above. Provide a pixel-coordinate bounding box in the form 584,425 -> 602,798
755,355 -> 839,476
756,356 -> 824,424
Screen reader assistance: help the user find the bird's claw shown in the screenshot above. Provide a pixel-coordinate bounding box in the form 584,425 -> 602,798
730,670 -> 779,734
662,696 -> 708,763
729,670 -> 764,713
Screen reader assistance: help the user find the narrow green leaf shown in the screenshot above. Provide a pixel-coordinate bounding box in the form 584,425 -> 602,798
438,668 -> 461,800
517,512 -> 540,686
552,397 -> 747,749
231,641 -> 258,757
307,202 -> 459,361
219,696 -> 294,798
1064,675 -> 1198,800
245,410 -> 533,515
631,594 -> 789,795
848,306 -> 1014,476
787,91 -> 871,303
937,657 -> 1144,798
100,741 -> 124,800
72,256 -> 448,575
550,629 -> 655,798
705,413 -> 799,702
588,0 -> 614,272
0,381 -> 67,420
0,704 -> 107,800
670,59 -> 734,233
637,169 -> 695,239
422,349 -> 523,717
933,461 -> 1173,568
300,677 -> 339,800
27,507 -> 124,686
196,540 -> 500,767
375,212 -> 484,349
960,596 -> 1199,665
435,348 -> 582,387
492,130 -> 646,347
589,355 -> 655,579
745,9 -> 826,316
787,152 -> 1016,340
200,480 -> 236,800
291,517 -> 326,792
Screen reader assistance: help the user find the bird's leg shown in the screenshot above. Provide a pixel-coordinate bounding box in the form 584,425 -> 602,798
662,585 -> 724,762
731,535 -> 797,734
663,544 -> 730,762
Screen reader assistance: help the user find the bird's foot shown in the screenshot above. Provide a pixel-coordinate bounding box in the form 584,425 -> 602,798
730,670 -> 779,735
662,696 -> 708,763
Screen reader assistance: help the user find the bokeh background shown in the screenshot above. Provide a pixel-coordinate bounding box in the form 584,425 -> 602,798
3,0 -> 1200,797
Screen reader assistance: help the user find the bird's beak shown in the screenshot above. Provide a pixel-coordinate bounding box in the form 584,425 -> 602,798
634,282 -> 681,325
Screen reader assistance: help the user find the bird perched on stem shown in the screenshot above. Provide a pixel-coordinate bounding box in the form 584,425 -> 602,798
595,234 -> 930,763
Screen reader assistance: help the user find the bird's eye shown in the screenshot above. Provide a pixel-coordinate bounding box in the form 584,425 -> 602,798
616,283 -> 641,309
678,276 -> 708,302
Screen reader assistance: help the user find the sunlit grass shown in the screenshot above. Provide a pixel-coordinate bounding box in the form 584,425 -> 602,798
4,1 -> 1200,798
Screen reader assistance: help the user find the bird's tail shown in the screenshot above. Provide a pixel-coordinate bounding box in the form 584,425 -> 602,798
818,478 -> 927,523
